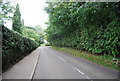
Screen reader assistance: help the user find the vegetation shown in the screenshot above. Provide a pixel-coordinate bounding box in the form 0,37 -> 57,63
52,46 -> 119,70
12,4 -> 23,34
2,25 -> 39,71
45,2 -> 120,58
11,4 -> 45,44
0,0 -> 14,24
1,1 -> 43,71
23,25 -> 44,45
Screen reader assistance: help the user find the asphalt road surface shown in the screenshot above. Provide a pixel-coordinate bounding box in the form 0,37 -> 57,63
32,46 -> 118,79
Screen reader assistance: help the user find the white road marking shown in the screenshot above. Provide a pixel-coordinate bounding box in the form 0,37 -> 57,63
73,67 -> 90,79
58,56 -> 66,62
85,75 -> 90,79
74,67 -> 84,75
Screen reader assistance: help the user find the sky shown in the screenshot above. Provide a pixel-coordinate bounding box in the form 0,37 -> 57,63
6,0 -> 49,29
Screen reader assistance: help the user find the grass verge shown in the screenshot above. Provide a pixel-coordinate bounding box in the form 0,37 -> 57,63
51,46 -> 119,70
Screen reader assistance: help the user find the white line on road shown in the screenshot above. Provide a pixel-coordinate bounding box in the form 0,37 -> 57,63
73,67 -> 90,79
58,56 -> 66,62
85,75 -> 90,79
74,67 -> 84,75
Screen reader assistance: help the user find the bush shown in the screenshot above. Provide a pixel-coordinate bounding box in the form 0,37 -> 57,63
2,25 -> 39,71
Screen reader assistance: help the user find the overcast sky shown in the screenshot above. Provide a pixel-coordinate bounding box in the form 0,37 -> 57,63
6,0 -> 49,29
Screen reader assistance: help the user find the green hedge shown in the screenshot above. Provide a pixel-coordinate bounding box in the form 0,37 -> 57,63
2,25 -> 39,71
50,20 -> 120,57
45,2 -> 120,57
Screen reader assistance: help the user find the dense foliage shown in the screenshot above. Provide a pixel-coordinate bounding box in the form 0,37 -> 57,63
23,25 -> 44,45
2,25 -> 39,70
0,0 -> 14,24
12,4 -> 23,34
1,1 -> 44,71
12,4 -> 44,45
45,2 -> 120,57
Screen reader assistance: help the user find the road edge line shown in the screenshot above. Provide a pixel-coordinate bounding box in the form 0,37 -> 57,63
30,51 -> 40,80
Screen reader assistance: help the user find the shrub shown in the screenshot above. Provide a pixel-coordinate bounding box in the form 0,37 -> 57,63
2,25 -> 39,71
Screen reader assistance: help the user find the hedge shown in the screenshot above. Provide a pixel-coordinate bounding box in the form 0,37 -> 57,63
45,2 -> 120,57
50,20 -> 120,57
2,25 -> 39,71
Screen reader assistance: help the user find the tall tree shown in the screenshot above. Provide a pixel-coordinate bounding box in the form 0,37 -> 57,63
12,4 -> 22,34
21,19 -> 25,34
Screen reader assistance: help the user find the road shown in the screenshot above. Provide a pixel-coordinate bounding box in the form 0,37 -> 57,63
32,46 -> 118,79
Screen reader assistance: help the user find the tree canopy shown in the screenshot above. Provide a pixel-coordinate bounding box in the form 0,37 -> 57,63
23,25 -> 44,45
45,2 -> 120,57
0,0 -> 14,24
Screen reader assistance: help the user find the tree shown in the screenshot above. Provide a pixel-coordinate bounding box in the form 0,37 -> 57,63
23,25 -> 44,45
12,4 -> 22,34
45,2 -> 120,57
21,19 -> 25,34
24,27 -> 40,42
34,25 -> 44,44
0,0 -> 14,25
